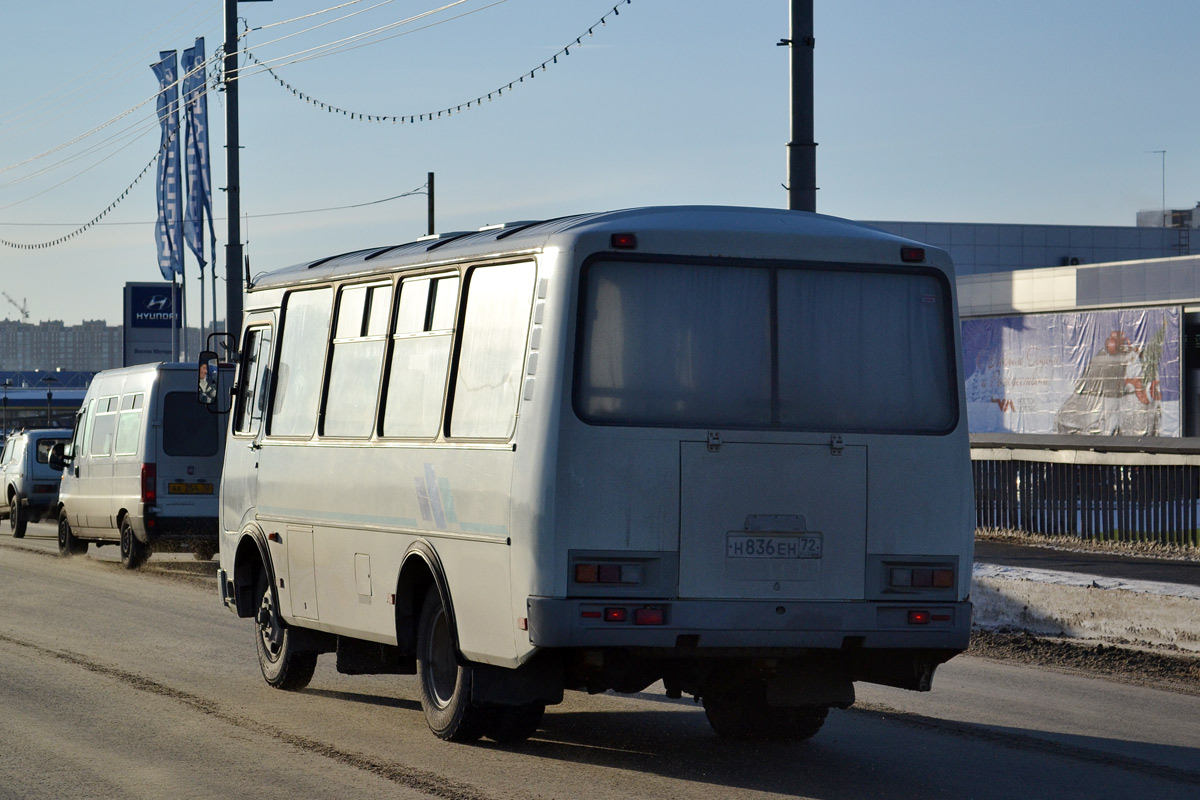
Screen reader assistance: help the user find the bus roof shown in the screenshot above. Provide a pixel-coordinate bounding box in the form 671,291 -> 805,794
250,205 -> 943,290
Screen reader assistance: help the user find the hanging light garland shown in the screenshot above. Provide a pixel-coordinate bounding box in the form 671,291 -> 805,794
0,129 -> 174,251
251,0 -> 632,124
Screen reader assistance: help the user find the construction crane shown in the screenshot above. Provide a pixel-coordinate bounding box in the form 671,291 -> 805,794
2,292 -> 29,320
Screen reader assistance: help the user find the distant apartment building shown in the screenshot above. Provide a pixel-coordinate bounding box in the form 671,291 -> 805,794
0,319 -> 123,372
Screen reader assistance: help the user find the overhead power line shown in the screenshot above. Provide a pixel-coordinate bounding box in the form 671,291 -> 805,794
248,0 -> 633,124
0,129 -> 175,251
0,183 -> 429,230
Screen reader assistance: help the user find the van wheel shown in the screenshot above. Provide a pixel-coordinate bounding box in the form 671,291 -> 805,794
57,514 -> 86,556
703,690 -> 828,741
119,520 -> 149,569
416,585 -> 488,742
10,493 -> 27,538
255,573 -> 318,690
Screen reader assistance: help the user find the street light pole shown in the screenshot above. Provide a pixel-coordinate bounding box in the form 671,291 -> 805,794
223,0 -> 272,346
784,0 -> 816,212
42,376 -> 57,427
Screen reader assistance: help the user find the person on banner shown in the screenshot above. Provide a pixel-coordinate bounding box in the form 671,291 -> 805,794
1055,330 -> 1137,435
1119,334 -> 1164,437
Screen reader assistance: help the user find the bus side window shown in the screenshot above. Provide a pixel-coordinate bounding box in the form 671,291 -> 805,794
323,282 -> 391,437
449,262 -> 536,439
381,274 -> 458,438
270,288 -> 333,438
234,327 -> 274,437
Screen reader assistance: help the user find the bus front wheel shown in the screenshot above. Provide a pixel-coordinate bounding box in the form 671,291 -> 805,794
255,574 -> 318,691
416,585 -> 489,743
703,691 -> 828,741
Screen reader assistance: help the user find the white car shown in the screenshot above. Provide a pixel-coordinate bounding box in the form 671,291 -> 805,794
0,428 -> 72,537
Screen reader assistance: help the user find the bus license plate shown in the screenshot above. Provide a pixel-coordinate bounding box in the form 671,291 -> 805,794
726,533 -> 822,559
168,482 -> 213,495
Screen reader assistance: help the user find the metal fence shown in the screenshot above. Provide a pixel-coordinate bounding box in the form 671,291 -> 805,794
971,434 -> 1200,547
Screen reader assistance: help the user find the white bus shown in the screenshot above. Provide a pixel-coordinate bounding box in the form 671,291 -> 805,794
205,205 -> 974,744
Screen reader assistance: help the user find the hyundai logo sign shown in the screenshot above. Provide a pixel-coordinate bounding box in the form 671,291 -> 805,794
127,285 -> 178,329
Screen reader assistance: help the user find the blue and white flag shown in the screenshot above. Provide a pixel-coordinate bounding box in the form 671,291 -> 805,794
151,51 -> 182,281
182,38 -> 216,269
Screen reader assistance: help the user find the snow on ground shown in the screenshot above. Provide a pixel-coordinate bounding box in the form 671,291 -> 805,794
971,563 -> 1200,654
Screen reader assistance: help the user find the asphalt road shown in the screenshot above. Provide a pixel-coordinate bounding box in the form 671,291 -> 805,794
2,522 -> 1198,800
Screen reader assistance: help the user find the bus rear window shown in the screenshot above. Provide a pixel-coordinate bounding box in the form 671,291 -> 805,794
575,259 -> 957,433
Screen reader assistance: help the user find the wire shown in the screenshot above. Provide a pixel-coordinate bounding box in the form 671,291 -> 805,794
234,0 -> 476,72
0,130 -> 176,250
0,184 -> 429,229
0,50 -> 222,178
246,1 -> 633,123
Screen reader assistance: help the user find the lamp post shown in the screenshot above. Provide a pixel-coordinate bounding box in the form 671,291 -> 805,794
1,379 -> 9,436
41,375 -> 57,427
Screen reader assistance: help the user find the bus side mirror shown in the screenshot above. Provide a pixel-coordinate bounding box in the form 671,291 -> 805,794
48,442 -> 70,472
199,351 -> 220,406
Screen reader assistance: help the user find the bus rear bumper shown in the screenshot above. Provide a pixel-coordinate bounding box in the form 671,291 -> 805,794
526,597 -> 972,651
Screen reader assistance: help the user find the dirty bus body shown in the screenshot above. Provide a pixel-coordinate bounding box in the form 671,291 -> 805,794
213,205 -> 973,743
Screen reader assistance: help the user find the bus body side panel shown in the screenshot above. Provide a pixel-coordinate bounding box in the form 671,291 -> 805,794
255,441 -> 518,664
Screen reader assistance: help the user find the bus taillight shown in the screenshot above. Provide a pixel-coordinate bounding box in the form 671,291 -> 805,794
634,607 -> 664,625
574,562 -> 643,585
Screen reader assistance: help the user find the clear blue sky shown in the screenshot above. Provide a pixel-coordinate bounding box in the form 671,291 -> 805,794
2,0 -> 1198,327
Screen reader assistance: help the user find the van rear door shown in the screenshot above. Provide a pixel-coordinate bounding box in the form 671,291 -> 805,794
157,388 -> 222,516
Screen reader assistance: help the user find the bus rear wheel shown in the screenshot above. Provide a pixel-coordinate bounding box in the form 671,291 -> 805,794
703,691 -> 829,741
416,585 -> 489,743
255,573 -> 318,690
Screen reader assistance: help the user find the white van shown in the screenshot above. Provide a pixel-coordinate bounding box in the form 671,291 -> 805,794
50,362 -> 225,567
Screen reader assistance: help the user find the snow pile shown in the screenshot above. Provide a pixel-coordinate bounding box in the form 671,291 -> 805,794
971,563 -> 1200,653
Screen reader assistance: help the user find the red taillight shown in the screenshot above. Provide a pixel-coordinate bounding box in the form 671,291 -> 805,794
900,246 -> 926,263
634,607 -> 664,625
908,610 -> 930,625
604,607 -> 627,622
610,233 -> 637,249
141,463 -> 156,504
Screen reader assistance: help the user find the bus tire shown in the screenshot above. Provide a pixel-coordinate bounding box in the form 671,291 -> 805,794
255,573 -> 318,691
416,585 -> 487,743
703,692 -> 828,741
483,703 -> 545,743
10,494 -> 26,538
57,513 -> 86,556
119,520 -> 149,569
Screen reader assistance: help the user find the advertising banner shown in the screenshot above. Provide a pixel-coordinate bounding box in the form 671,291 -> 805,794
151,51 -> 182,281
182,38 -> 216,269
962,307 -> 1182,436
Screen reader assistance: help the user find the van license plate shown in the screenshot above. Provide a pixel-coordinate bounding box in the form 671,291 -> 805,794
726,533 -> 822,559
168,482 -> 213,495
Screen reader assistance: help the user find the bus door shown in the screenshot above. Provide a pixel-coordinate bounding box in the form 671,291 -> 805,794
223,319 -> 274,535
